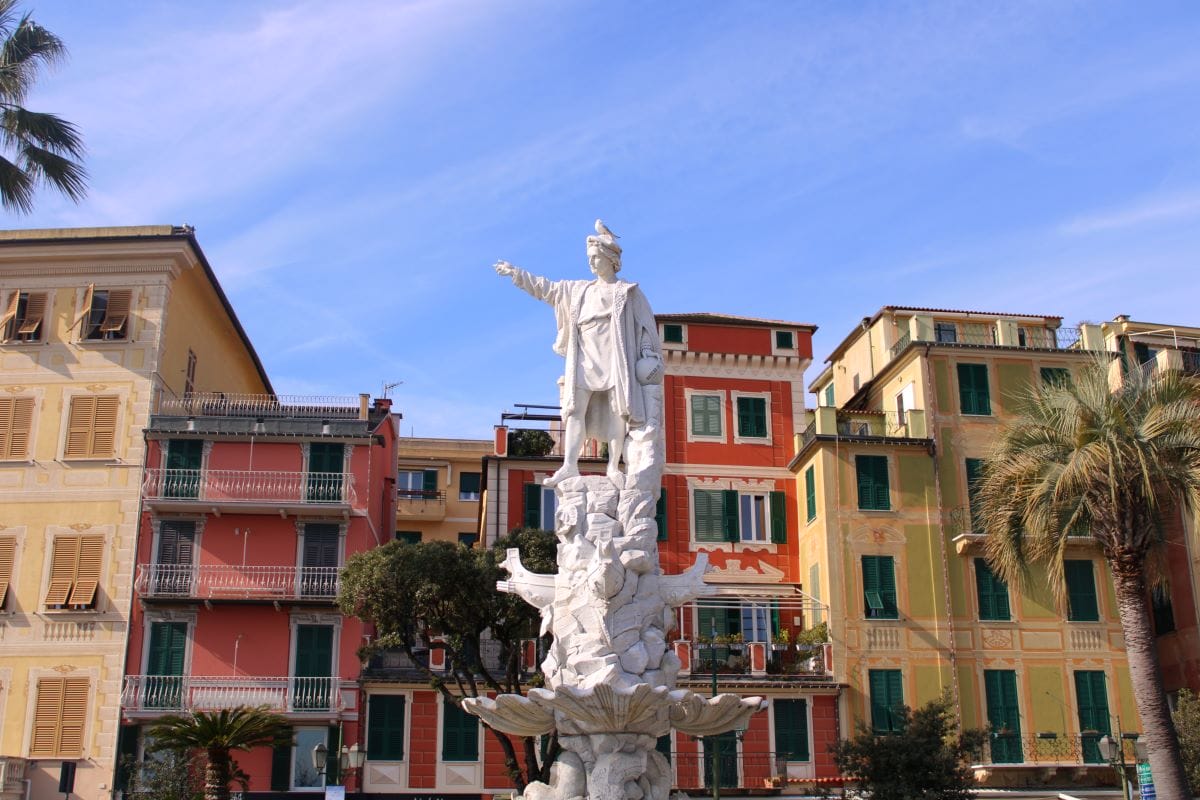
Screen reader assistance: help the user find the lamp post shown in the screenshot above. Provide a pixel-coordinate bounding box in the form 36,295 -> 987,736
709,622 -> 721,800
1097,734 -> 1131,800
313,742 -> 367,797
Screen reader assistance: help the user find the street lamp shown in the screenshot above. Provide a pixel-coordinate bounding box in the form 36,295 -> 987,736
1097,735 -> 1131,800
312,742 -> 368,790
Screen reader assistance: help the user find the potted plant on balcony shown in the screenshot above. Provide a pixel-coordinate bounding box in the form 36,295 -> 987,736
770,628 -> 791,652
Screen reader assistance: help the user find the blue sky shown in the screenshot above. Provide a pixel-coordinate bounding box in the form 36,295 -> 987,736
13,1 -> 1200,438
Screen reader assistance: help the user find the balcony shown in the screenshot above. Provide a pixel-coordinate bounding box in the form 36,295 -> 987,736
0,759 -> 27,795
142,468 -> 356,516
122,675 -> 343,715
971,731 -> 1136,768
157,392 -> 364,419
135,564 -> 339,603
890,320 -> 1091,360
678,641 -> 832,684
395,488 -> 447,520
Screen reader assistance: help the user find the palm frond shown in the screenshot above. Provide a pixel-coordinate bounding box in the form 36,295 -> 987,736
0,14 -> 65,103
20,142 -> 86,200
2,107 -> 85,155
0,150 -> 33,212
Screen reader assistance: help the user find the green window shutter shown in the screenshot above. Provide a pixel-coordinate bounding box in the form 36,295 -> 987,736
693,489 -> 723,542
869,669 -> 903,733
270,732 -> 293,791
114,725 -> 140,792
422,469 -> 438,493
524,483 -> 542,529
691,395 -> 721,437
1065,560 -> 1099,621
769,490 -> 787,544
804,467 -> 816,522
147,622 -> 188,676
295,625 -> 333,677
862,556 -> 897,619
862,556 -> 880,617
368,695 -> 406,761
878,556 -> 897,618
984,670 -> 1023,763
1041,367 -> 1070,387
395,531 -> 421,545
325,726 -> 341,785
442,698 -> 479,761
656,733 -> 672,762
655,487 -> 668,541
663,324 -> 683,344
957,364 -> 991,415
736,397 -> 767,438
1075,670 -> 1111,763
773,699 -> 809,761
775,331 -> 794,350
459,472 -> 481,496
855,456 -> 890,510
721,489 -> 740,542
974,558 -> 1010,621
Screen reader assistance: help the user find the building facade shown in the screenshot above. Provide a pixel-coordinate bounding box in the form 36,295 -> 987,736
0,227 -> 271,800
395,437 -> 491,547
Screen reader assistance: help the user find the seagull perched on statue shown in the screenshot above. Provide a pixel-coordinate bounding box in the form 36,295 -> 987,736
595,219 -> 619,239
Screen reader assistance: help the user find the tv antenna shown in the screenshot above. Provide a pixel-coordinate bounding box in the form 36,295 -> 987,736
382,380 -> 403,398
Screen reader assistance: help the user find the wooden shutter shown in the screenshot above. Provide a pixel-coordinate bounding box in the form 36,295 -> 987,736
422,468 -> 438,493
72,284 -> 94,331
17,292 -> 46,335
0,397 -> 34,460
655,487 -> 668,541
442,697 -> 479,761
1065,560 -> 1099,621
691,395 -> 721,437
0,290 -> 17,330
524,483 -> 541,528
869,670 -> 903,733
65,396 -> 95,458
693,489 -> 721,542
157,520 -> 196,565
721,489 -> 739,542
773,699 -> 809,761
862,555 -> 880,617
45,536 -> 79,606
957,364 -> 991,415
99,289 -> 131,333
148,622 -> 188,676
0,537 -> 14,606
30,677 -> 88,757
67,535 -> 104,607
804,467 -> 816,522
769,490 -> 787,544
367,694 -> 406,761
984,670 -> 1022,762
303,524 -> 340,568
91,396 -> 118,457
878,556 -> 897,617
59,676 -> 92,755
270,734 -> 293,791
975,558 -> 1010,621
856,456 -> 890,510
295,625 -> 334,677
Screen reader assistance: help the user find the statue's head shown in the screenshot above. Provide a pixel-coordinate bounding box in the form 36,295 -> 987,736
586,233 -> 622,274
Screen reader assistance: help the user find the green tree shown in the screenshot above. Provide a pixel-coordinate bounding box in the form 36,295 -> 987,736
0,0 -> 86,212
146,706 -> 292,800
121,745 -> 204,800
507,428 -> 555,458
977,361 -> 1200,797
338,528 -> 557,791
831,694 -> 985,800
1173,689 -> 1200,794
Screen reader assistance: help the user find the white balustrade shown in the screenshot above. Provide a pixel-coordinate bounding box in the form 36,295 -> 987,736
157,392 -> 361,419
143,468 -> 357,506
135,564 -> 340,600
122,675 -> 342,713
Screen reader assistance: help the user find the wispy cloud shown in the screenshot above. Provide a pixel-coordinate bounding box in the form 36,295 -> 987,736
1059,191 -> 1200,236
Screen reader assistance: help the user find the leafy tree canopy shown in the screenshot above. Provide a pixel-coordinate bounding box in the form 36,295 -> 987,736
507,428 -> 555,458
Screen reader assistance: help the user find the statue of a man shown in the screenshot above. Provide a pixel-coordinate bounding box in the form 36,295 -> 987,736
495,221 -> 663,488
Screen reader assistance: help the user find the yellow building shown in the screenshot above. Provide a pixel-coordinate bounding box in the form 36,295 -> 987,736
794,306 -> 1136,784
395,436 -> 492,546
0,226 -> 271,800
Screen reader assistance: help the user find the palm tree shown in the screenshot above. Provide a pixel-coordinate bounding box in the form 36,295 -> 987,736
0,0 -> 86,213
978,359 -> 1200,797
146,706 -> 292,800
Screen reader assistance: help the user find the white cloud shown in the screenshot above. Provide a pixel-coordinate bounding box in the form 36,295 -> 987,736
1059,192 -> 1200,236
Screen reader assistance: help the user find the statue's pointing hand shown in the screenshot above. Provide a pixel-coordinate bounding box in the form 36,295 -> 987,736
494,260 -> 516,277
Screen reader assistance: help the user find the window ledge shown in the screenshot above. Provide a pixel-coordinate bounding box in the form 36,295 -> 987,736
732,436 -> 772,446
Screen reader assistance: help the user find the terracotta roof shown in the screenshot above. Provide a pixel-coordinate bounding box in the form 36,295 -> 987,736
881,305 -> 1063,321
656,312 -> 816,331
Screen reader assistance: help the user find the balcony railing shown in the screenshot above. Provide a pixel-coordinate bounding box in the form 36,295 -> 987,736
892,324 -> 1082,359
889,330 -> 912,360
0,758 -> 27,793
1183,351 -> 1200,376
837,411 -> 907,438
971,732 -> 1134,767
688,642 -> 829,678
669,750 -> 787,792
135,564 -> 340,601
122,675 -> 342,714
157,392 -> 363,419
143,468 -> 356,507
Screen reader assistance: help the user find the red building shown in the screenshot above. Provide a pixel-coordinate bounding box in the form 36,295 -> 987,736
481,313 -> 841,792
119,392 -> 397,796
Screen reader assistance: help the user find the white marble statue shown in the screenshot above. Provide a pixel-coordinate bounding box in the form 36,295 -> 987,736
494,220 -> 664,489
471,222 -> 764,800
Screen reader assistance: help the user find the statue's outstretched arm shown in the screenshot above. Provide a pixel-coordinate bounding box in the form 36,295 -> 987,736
494,260 -> 560,305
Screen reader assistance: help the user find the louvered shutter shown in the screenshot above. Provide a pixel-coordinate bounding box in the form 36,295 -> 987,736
59,677 -> 91,754
91,396 -> 119,457
422,469 -> 438,494
270,734 -> 293,791
804,467 -> 816,522
1065,560 -> 1099,621
148,622 -> 188,676
773,699 -> 809,761
655,487 -> 668,541
878,556 -> 897,617
769,490 -> 787,544
721,490 -> 739,541
862,556 -> 879,617
368,694 -> 406,761
72,284 -> 94,332
0,397 -> 34,460
524,483 -> 541,528
17,292 -> 46,335
67,535 -> 104,607
45,536 -> 79,606
303,525 -> 340,568
30,679 -> 65,756
99,289 -> 131,333
157,521 -> 195,565
0,290 -> 17,330
65,396 -> 95,458
0,537 -> 14,606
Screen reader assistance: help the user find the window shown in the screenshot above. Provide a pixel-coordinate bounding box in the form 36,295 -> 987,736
808,564 -> 822,623
154,521 -> 196,595
1152,585 -> 1176,635
1074,671 -> 1110,763
774,699 -> 809,761
823,384 -> 834,408
804,467 -> 816,522
292,625 -> 334,711
1065,559 -> 1100,622
957,363 -> 991,415
395,531 -> 422,545
1041,367 -> 1070,387
458,532 -> 478,548
861,555 -> 898,619
76,286 -> 132,340
184,350 -> 197,396
458,471 -> 481,501
775,330 -> 795,350
145,621 -> 188,708
0,396 -> 33,460
301,524 -> 339,597
697,600 -> 774,643
855,455 -> 890,511
398,469 -> 438,498
655,488 -> 668,541
689,394 -> 722,438
45,535 -> 104,609
984,670 -> 1022,763
974,558 -> 1010,621
64,395 -> 119,459
0,536 -> 14,609
291,727 -> 327,788
442,697 -> 479,761
693,488 -> 786,543
367,695 -> 406,761
934,321 -> 957,343
868,669 -> 903,733
524,483 -> 557,529
306,442 -> 345,503
1,290 -> 46,341
29,677 -> 88,757
662,323 -> 684,344
895,391 -> 906,426
164,439 -> 203,499
736,396 -> 768,438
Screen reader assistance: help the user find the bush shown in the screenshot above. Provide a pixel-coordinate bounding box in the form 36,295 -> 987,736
1173,689 -> 1200,794
831,694 -> 985,800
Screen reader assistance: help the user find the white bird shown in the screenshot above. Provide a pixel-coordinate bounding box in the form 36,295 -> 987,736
595,219 -> 619,239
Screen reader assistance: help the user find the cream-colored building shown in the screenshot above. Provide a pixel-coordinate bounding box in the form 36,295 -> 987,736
395,437 -> 491,546
0,226 -> 270,800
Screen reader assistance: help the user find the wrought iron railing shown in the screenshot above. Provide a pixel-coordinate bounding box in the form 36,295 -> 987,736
1183,351 -> 1200,376
889,330 -> 912,359
892,324 -> 1080,356
156,392 -> 362,419
836,411 -> 909,438
688,643 -> 830,678
798,420 -> 817,450
668,750 -> 787,791
971,732 -> 1131,766
396,489 -> 446,500
143,468 -> 356,506
947,505 -> 980,538
135,564 -> 340,600
122,675 -> 342,713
